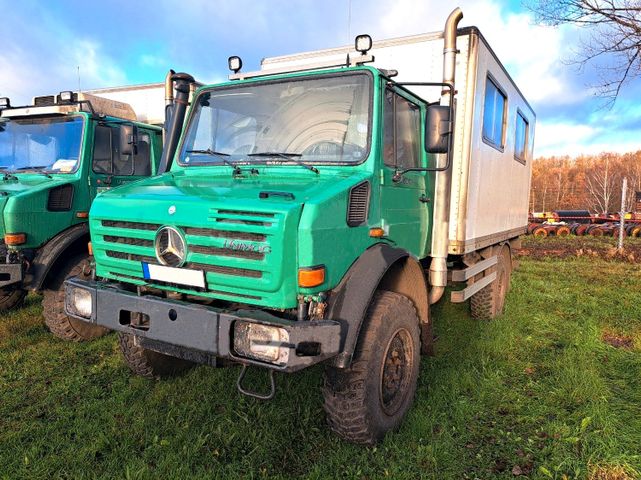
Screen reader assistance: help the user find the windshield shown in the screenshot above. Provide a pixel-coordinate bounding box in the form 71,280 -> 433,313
0,116 -> 84,173
179,72 -> 371,166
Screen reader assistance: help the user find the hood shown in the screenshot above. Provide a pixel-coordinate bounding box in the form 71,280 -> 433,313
94,168 -> 366,208
0,174 -> 68,233
89,168 -> 369,309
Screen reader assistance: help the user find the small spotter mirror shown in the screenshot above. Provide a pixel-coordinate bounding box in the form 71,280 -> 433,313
120,124 -> 138,156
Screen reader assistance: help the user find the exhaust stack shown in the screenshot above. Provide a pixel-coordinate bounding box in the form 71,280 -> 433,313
428,7 -> 463,305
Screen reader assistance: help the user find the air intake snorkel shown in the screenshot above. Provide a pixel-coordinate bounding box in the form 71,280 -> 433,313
158,72 -> 195,174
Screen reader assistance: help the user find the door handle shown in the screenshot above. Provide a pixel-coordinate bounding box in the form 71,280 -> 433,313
419,194 -> 430,203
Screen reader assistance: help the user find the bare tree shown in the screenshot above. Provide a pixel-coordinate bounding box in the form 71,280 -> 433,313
585,154 -> 618,212
526,0 -> 641,104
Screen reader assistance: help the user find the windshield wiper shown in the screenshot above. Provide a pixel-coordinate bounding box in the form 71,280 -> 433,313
248,152 -> 319,174
186,149 -> 242,175
14,165 -> 52,177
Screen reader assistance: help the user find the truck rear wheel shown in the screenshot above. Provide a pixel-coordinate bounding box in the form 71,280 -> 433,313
0,287 -> 26,312
118,333 -> 194,378
43,253 -> 109,341
322,290 -> 420,445
470,245 -> 511,320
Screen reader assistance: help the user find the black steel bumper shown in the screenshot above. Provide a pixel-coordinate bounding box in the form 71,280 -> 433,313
64,277 -> 342,372
0,262 -> 23,288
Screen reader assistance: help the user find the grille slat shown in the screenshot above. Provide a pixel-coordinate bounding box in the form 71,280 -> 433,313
101,220 -> 160,231
183,227 -> 266,242
190,245 -> 265,261
103,235 -> 153,247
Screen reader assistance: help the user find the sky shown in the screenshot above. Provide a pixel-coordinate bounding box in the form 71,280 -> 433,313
1,0 -> 640,158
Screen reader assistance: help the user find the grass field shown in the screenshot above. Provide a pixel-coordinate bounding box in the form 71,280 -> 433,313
1,238 -> 640,479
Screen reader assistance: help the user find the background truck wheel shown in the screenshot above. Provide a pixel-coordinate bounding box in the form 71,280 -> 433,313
118,333 -> 194,378
0,287 -> 26,312
322,290 -> 420,445
470,245 -> 511,320
43,253 -> 109,341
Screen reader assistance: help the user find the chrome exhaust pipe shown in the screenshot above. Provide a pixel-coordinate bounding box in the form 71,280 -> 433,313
429,7 -> 463,305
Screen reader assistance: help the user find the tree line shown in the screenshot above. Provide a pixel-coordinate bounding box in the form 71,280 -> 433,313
530,151 -> 641,213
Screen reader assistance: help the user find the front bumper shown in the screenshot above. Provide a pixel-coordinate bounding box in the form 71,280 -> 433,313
0,262 -> 23,288
64,277 -> 342,372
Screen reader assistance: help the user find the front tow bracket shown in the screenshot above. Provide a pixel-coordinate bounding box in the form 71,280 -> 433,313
236,365 -> 276,401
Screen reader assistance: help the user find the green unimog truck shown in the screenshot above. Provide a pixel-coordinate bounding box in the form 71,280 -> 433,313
0,89 -> 163,340
64,9 -> 535,443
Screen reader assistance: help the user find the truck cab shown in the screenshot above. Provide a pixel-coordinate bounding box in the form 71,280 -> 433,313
0,92 -> 162,340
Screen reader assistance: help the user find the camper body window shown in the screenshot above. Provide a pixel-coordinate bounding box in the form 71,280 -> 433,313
482,76 -> 506,150
514,110 -> 529,163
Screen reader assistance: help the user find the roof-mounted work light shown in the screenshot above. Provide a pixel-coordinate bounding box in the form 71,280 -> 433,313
228,56 -> 243,74
355,34 -> 372,55
59,91 -> 74,103
0,97 -> 10,109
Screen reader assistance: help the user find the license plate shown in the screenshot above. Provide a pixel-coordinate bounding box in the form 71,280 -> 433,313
141,263 -> 206,289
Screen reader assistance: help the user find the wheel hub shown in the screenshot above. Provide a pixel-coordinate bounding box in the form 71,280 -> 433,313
380,329 -> 412,415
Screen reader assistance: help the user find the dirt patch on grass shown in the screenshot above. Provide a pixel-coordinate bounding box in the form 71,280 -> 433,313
517,237 -> 641,263
589,465 -> 638,480
602,331 -> 634,350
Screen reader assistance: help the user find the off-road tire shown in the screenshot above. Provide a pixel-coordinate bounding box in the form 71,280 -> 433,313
43,253 -> 108,341
118,333 -> 194,378
470,245 -> 512,320
322,291 -> 420,445
0,287 -> 26,312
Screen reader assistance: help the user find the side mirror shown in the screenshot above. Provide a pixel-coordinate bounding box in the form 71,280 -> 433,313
119,124 -> 138,156
425,104 -> 451,154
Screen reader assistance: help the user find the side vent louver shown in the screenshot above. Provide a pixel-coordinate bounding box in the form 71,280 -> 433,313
347,181 -> 370,227
47,184 -> 74,212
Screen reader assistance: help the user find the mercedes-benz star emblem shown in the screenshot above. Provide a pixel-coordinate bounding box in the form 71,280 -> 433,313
155,226 -> 187,267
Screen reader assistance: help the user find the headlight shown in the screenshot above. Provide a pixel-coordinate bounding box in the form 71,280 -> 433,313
233,321 -> 290,366
68,287 -> 93,318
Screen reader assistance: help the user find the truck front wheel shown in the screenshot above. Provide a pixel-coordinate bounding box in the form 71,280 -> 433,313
322,290 -> 420,445
118,333 -> 194,378
0,287 -> 26,312
470,245 -> 512,320
43,253 -> 109,341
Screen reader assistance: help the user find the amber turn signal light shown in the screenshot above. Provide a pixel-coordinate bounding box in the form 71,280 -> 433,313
76,211 -> 89,219
4,233 -> 26,245
369,227 -> 385,238
87,242 -> 93,256
298,266 -> 326,288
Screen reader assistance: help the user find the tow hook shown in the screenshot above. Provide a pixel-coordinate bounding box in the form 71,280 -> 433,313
236,364 -> 276,401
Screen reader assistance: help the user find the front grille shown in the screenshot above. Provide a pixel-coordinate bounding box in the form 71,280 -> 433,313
47,184 -> 74,212
96,207 -> 281,301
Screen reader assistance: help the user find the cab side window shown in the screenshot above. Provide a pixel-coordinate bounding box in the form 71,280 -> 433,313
383,89 -> 421,170
93,125 -> 151,176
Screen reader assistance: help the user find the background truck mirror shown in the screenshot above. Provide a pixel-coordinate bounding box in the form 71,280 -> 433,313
425,104 -> 450,154
119,124 -> 138,156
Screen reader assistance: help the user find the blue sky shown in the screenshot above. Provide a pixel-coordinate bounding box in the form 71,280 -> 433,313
2,0 -> 640,157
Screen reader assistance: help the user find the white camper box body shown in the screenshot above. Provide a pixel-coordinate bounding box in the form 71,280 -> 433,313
86,83 -> 166,125
262,28 -> 535,255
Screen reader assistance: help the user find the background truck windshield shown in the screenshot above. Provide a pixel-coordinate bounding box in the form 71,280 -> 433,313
0,116 -> 83,173
180,73 -> 371,165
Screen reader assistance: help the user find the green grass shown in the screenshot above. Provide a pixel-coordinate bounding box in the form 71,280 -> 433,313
1,256 -> 640,479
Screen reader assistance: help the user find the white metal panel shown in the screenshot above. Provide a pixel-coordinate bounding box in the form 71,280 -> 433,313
86,83 -> 165,125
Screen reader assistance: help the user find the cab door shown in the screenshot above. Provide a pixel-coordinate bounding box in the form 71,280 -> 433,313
89,124 -> 155,198
379,88 -> 430,257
